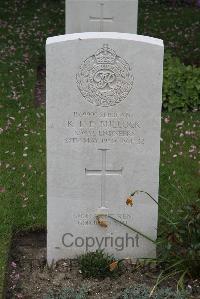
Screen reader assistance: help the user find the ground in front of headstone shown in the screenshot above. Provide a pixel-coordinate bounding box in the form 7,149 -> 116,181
5,231 -> 198,299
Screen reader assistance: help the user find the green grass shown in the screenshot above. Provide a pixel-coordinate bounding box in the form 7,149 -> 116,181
160,113 -> 199,212
138,1 -> 200,66
0,0 -> 199,297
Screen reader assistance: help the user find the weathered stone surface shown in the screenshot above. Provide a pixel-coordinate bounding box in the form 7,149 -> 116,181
65,0 -> 138,34
46,32 -> 164,263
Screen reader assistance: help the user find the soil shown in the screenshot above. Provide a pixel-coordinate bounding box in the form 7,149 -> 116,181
5,231 -> 200,299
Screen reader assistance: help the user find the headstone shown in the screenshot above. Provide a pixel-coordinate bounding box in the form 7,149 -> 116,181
46,32 -> 164,263
65,0 -> 138,34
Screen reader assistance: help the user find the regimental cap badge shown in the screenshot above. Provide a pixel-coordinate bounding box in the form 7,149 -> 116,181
76,44 -> 134,107
95,44 -> 116,64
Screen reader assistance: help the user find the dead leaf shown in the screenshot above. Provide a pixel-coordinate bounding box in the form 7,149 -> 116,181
126,196 -> 133,207
109,261 -> 118,272
0,187 -> 5,193
97,216 -> 108,228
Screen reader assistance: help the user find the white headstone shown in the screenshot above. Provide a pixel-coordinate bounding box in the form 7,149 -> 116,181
65,0 -> 138,34
46,32 -> 164,263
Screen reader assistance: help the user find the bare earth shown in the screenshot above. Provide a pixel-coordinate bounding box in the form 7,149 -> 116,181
5,231 -> 200,299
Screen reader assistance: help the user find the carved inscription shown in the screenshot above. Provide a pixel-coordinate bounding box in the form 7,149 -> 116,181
65,111 -> 144,145
76,44 -> 134,107
73,212 -> 132,226
85,149 -> 123,208
89,3 -> 114,32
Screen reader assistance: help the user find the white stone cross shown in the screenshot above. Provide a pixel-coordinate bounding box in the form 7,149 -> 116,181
85,149 -> 123,208
89,3 -> 114,32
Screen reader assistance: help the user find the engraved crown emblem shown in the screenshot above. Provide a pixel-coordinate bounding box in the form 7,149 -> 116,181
95,44 -> 116,64
76,44 -> 134,107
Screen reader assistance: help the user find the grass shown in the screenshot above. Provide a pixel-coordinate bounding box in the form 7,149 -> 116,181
160,113 -> 199,212
0,0 -> 199,297
138,1 -> 200,66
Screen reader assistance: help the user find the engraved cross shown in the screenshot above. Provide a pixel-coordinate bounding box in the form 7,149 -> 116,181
85,149 -> 123,208
89,3 -> 114,32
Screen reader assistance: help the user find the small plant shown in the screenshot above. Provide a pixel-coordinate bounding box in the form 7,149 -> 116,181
43,287 -> 88,299
78,249 -> 121,278
158,198 -> 200,286
119,284 -> 189,299
120,283 -> 150,299
123,190 -> 200,291
154,287 -> 189,299
163,51 -> 200,111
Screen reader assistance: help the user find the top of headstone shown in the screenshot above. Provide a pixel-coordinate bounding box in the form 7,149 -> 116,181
46,32 -> 163,47
65,0 -> 138,34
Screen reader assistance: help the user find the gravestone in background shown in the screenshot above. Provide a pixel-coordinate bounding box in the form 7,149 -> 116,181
46,32 -> 164,263
65,0 -> 138,33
